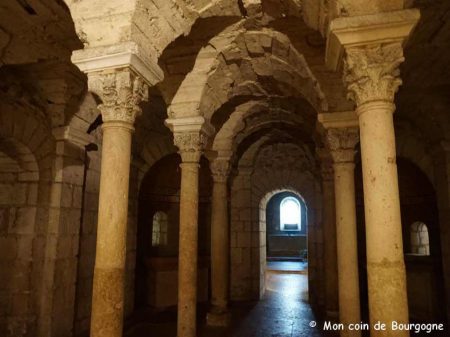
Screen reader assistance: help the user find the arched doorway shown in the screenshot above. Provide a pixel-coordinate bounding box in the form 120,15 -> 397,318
259,189 -> 309,302
134,153 -> 212,313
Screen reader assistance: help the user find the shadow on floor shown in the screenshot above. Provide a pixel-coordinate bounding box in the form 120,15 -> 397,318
126,262 -> 339,337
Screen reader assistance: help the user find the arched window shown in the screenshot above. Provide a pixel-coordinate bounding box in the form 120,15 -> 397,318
280,197 -> 301,231
152,211 -> 168,247
410,222 -> 430,256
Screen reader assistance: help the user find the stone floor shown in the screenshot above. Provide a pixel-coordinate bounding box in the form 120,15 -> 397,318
266,261 -> 307,273
126,262 -> 338,337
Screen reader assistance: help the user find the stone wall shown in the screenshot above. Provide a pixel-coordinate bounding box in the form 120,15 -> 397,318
0,86 -> 102,337
0,138 -> 39,336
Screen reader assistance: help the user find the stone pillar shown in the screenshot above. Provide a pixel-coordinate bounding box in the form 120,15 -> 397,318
344,44 -> 409,336
166,118 -> 213,337
327,10 -> 420,335
207,159 -> 231,326
318,151 -> 339,320
325,127 -> 361,337
88,70 -> 147,337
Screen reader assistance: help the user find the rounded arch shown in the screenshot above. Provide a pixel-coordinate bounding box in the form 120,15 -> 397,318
229,138 -> 319,301
0,100 -> 54,170
260,188 -> 308,238
134,153 -> 213,309
212,96 -> 317,160
0,136 -> 40,336
260,188 -> 307,214
168,29 -> 327,122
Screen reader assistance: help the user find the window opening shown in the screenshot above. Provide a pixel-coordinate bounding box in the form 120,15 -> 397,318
152,211 -> 168,246
280,197 -> 301,231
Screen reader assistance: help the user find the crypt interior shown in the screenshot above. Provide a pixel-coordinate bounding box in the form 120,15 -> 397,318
0,0 -> 450,337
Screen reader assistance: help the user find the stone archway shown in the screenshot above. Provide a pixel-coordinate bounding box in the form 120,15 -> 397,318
258,188 -> 309,295
264,191 -> 308,258
0,137 -> 39,337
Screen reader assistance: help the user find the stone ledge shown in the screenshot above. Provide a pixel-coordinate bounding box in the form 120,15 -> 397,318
326,8 -> 420,71
72,43 -> 163,86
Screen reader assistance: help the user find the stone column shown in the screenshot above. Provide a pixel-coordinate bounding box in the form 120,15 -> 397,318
168,123 -> 212,337
207,159 -> 231,326
344,43 -> 409,336
326,10 -> 420,335
318,151 -> 339,320
88,70 -> 147,337
325,127 -> 361,337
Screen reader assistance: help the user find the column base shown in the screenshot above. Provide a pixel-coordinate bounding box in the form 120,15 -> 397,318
326,310 -> 339,321
206,309 -> 231,327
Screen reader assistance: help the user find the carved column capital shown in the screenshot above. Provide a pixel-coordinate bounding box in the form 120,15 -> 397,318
210,159 -> 230,183
343,42 -> 404,107
325,127 -> 359,164
88,68 -> 148,125
174,132 -> 208,163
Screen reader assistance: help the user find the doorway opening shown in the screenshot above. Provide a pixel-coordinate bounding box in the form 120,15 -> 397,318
265,191 -> 307,262
260,190 -> 308,299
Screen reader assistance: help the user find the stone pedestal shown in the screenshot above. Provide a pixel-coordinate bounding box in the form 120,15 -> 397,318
207,159 -> 231,326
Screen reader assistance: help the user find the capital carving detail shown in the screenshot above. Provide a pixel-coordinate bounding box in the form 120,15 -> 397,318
325,128 -> 359,163
210,160 -> 230,183
88,69 -> 148,124
344,42 -> 404,106
174,132 -> 208,163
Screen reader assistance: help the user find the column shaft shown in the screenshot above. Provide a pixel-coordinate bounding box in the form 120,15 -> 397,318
210,180 -> 229,309
91,122 -> 133,337
177,162 -> 200,337
334,162 -> 361,337
322,178 -> 339,318
358,102 -> 408,336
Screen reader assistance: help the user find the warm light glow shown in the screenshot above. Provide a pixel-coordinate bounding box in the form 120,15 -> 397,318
280,197 -> 301,230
